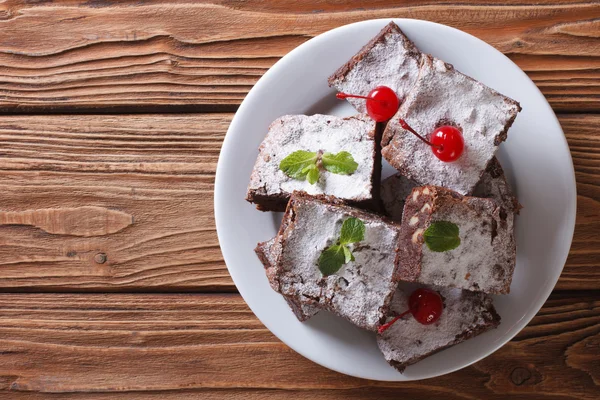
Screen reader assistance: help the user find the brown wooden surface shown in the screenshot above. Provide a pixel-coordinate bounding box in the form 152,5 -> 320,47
0,0 -> 599,113
0,114 -> 227,291
1,292 -> 599,399
0,1 -> 598,398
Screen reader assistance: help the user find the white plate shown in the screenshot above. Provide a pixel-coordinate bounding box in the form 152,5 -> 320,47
214,19 -> 576,381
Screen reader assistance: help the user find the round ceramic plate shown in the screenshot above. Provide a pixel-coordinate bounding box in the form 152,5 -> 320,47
214,19 -> 576,381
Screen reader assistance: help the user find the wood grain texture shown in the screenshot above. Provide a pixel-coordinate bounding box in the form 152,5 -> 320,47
0,114 -> 230,291
0,292 -> 598,399
0,0 -> 599,113
0,206 -> 133,237
561,114 -> 600,290
0,113 -> 598,291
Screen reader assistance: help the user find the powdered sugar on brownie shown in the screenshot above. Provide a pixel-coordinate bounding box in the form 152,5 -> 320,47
399,186 -> 516,294
277,195 -> 400,331
420,197 -> 514,293
256,237 -> 320,321
328,22 -> 421,114
377,283 -> 500,371
256,237 -> 280,292
382,55 -> 521,195
247,114 -> 377,202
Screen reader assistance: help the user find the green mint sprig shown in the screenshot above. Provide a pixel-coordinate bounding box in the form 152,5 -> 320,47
423,221 -> 460,252
318,217 -> 365,276
279,150 -> 358,185
278,150 -> 319,184
322,151 -> 358,175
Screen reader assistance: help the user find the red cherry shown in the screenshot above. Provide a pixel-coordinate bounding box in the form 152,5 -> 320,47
398,119 -> 464,163
430,126 -> 464,162
336,86 -> 399,122
408,288 -> 443,325
377,288 -> 443,333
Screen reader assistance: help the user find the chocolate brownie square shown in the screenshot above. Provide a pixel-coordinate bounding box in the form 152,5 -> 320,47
247,114 -> 380,212
382,55 -> 521,195
274,192 -> 402,331
398,185 -> 516,294
377,284 -> 500,372
328,21 -> 422,113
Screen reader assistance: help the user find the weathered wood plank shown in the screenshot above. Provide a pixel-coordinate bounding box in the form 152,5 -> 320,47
0,292 -> 598,398
560,114 -> 600,290
0,113 -> 597,291
0,1 -> 598,113
0,114 -> 230,291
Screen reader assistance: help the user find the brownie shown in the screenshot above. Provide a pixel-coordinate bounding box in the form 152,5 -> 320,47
274,192 -> 402,331
382,54 -> 521,195
246,114 -> 380,212
328,21 -> 422,114
255,238 -> 319,322
472,157 -> 520,214
377,283 -> 501,372
381,157 -> 519,223
398,186 -> 516,294
380,173 -> 417,222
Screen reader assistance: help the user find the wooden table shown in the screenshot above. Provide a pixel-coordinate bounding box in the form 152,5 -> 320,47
0,1 -> 598,398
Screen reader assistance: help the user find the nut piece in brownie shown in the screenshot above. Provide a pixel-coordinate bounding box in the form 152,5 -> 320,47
275,192 -> 401,331
381,157 -> 519,223
255,238 -> 319,322
399,186 -> 516,294
246,114 -> 380,212
328,21 -> 421,114
382,54 -> 521,195
377,283 -> 500,373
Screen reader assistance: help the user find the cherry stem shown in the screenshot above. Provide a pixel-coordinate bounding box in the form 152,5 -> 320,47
336,92 -> 385,104
399,119 -> 443,150
377,309 -> 411,334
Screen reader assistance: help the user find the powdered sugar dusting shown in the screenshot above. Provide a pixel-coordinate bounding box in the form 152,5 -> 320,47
419,196 -> 515,294
329,24 -> 421,114
247,114 -> 376,201
382,55 -> 520,195
278,198 -> 400,330
259,237 -> 320,319
261,238 -> 278,267
377,283 -> 499,369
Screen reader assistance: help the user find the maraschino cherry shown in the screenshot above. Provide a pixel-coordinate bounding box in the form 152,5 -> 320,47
399,119 -> 464,162
336,86 -> 399,122
378,288 -> 443,334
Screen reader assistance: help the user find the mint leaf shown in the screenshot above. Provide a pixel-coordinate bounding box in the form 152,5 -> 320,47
342,245 -> 354,263
322,151 -> 358,175
318,218 -> 364,276
423,221 -> 460,252
339,217 -> 365,245
318,244 -> 346,276
279,150 -> 318,180
303,164 -> 320,184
